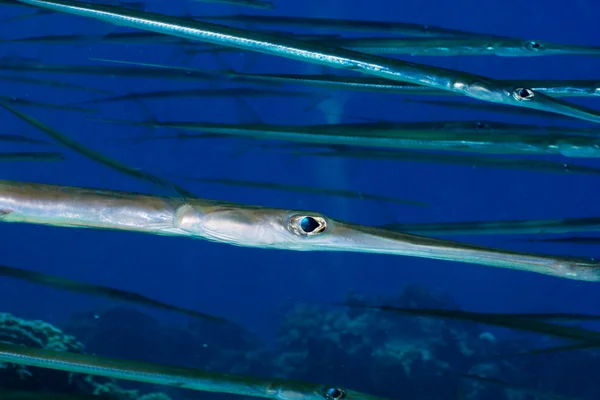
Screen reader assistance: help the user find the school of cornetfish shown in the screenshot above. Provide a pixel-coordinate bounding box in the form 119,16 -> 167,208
1,0 -> 600,398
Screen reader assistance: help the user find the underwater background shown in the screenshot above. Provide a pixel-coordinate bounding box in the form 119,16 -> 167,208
1,0 -> 600,399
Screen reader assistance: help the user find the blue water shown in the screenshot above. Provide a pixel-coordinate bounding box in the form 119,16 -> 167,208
1,0 -> 600,399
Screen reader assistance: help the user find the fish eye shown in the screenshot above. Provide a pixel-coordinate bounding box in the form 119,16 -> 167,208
476,122 -> 488,129
288,214 -> 328,236
527,40 -> 543,50
323,388 -> 346,400
514,88 -> 535,100
563,163 -> 571,171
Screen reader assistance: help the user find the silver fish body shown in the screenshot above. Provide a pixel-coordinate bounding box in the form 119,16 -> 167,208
1,180 -> 599,281
11,0 -> 600,123
324,37 -> 600,57
0,343 -> 380,400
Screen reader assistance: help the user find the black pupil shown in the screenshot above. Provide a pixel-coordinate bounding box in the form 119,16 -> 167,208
326,388 -> 343,399
518,89 -> 531,98
530,41 -> 541,49
476,122 -> 486,129
300,216 -> 320,233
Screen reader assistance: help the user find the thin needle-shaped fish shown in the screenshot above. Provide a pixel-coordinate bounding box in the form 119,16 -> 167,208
0,179 -> 599,281
191,0 -> 274,9
4,31 -> 191,45
89,59 -> 600,98
332,302 -> 600,342
291,146 -> 600,176
0,74 -> 111,95
0,264 -> 225,322
93,118 -> 600,158
524,236 -> 600,245
211,71 -> 600,98
200,14 -> 505,38
302,119 -> 600,138
476,312 -> 600,322
0,102 -> 195,197
320,36 -> 600,57
0,133 -> 50,145
457,374 -> 581,400
10,0 -> 600,124
0,0 -> 146,13
193,36 -> 600,58
402,98 -> 578,121
186,177 -> 429,207
378,217 -> 600,236
5,31 -> 341,47
0,95 -> 94,113
0,61 -> 221,82
0,388 -> 113,400
489,342 -> 600,358
0,342 -> 387,400
72,87 -> 320,106
0,152 -> 64,161
0,56 -> 40,64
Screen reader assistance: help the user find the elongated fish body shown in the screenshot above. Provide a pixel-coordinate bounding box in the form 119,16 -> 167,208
0,180 -> 191,235
323,37 -> 600,57
204,36 -> 600,57
301,147 -> 600,176
218,73 -> 600,97
1,180 -> 599,281
10,0 -> 600,124
380,217 -> 600,236
0,343 -> 382,400
200,14 -> 505,38
95,119 -> 600,158
192,0 -> 274,10
0,62 -> 217,81
0,152 -> 64,161
86,60 -> 600,98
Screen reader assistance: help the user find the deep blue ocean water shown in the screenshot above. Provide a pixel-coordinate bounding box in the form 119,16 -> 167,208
1,0 -> 599,399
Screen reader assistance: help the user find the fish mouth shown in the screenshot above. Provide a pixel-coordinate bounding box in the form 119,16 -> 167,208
310,220 -> 600,281
316,220 -> 476,256
342,389 -> 392,400
513,89 -> 600,123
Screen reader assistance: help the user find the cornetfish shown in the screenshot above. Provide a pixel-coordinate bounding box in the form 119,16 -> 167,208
320,37 -> 600,57
8,0 -> 600,124
0,180 -> 599,281
0,342 -> 384,400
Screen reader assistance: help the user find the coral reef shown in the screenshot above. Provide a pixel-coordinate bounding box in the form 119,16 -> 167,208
271,285 -> 500,399
0,312 -> 83,352
271,285 -> 597,400
13,284 -> 596,400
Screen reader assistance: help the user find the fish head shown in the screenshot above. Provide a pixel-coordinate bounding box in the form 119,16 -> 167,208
506,87 -> 600,122
458,79 -> 600,123
453,79 -> 511,104
175,202 -> 332,248
175,202 -> 426,254
521,40 -> 600,56
268,383 -> 391,400
520,39 -> 547,54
